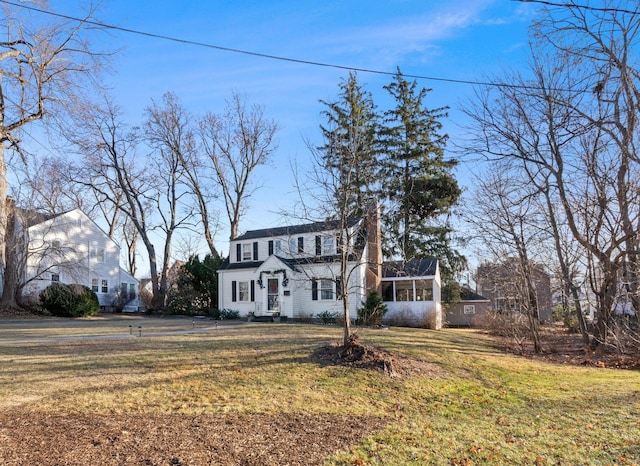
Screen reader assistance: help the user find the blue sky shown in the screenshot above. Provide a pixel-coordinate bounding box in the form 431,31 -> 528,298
44,0 -> 542,261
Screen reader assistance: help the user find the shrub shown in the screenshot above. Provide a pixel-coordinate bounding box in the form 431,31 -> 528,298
357,291 -> 388,326
317,310 -> 337,325
40,283 -> 100,317
219,308 -> 240,320
553,304 -> 580,333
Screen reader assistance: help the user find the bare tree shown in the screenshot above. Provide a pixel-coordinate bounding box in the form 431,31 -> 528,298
145,92 -> 221,259
71,100 -> 170,308
143,95 -> 200,307
462,2 -> 640,347
0,2 -> 105,307
199,92 -> 278,241
466,164 -> 546,352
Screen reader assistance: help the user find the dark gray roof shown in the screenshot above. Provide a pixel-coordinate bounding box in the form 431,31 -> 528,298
217,259 -> 264,271
234,217 -> 361,241
382,258 -> 438,278
460,288 -> 490,301
218,253 -> 362,271
16,207 -> 64,227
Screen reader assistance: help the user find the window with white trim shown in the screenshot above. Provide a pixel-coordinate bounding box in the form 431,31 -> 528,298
91,278 -> 99,292
320,279 -> 333,300
101,279 -> 108,293
464,305 -> 476,314
242,244 -> 252,261
238,281 -> 249,301
51,273 -> 60,282
322,236 -> 335,255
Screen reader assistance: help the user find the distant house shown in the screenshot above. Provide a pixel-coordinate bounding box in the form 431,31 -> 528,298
476,260 -> 553,323
217,206 -> 442,328
446,288 -> 491,327
15,207 -> 138,311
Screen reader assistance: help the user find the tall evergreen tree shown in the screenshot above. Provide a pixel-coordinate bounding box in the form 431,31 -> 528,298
318,72 -> 380,217
381,69 -> 463,282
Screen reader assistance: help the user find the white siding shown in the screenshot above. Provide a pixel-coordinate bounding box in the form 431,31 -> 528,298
21,209 -> 138,307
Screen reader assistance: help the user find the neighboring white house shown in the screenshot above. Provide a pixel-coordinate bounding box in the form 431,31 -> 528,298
16,207 -> 138,310
218,205 -> 442,328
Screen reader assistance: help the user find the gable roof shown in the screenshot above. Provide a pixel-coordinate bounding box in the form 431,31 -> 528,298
234,217 -> 362,241
382,258 -> 438,278
16,208 -> 65,228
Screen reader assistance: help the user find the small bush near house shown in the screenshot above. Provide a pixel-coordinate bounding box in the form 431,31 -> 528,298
317,310 -> 337,325
40,283 -> 100,317
219,308 -> 240,320
357,291 -> 388,326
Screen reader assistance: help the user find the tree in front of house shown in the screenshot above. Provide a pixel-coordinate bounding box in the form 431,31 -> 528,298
318,72 -> 380,218
310,73 -> 383,346
380,69 -> 464,288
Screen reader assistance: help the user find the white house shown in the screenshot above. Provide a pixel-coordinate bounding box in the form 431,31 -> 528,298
217,216 -> 371,320
16,207 -> 138,310
218,205 -> 442,328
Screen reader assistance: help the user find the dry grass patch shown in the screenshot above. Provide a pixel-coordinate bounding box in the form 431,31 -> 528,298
0,319 -> 639,465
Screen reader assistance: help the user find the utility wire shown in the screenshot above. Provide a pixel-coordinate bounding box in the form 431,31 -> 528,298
0,0 -> 544,91
513,0 -> 640,15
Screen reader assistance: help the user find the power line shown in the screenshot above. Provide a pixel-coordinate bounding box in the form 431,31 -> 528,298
0,0 -> 540,91
513,0 -> 640,15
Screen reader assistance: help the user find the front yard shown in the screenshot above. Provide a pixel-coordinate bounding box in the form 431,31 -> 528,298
0,316 -> 638,464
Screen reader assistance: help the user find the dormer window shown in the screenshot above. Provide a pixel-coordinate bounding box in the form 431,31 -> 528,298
236,242 -> 259,262
242,243 -> 252,261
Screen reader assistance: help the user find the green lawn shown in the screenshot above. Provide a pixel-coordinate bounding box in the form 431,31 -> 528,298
0,316 -> 638,465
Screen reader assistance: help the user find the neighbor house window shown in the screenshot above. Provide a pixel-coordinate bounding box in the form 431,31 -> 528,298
101,279 -> 108,293
51,273 -> 60,282
129,283 -> 136,300
322,236 -> 335,255
464,305 -> 476,315
91,278 -> 99,292
50,240 -> 61,250
289,238 -> 297,253
297,237 -> 304,253
320,279 -> 333,300
274,240 -> 281,254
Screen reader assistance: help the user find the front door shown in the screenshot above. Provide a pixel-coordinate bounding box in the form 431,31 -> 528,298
267,278 -> 279,311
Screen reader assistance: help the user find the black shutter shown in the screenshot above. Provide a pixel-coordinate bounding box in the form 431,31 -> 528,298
268,240 -> 274,255
298,237 -> 304,253
315,235 -> 321,255
250,280 -> 255,302
311,279 -> 318,301
336,278 -> 342,300
232,281 -> 237,302
253,242 -> 258,260
336,234 -> 342,255
236,244 -> 241,262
